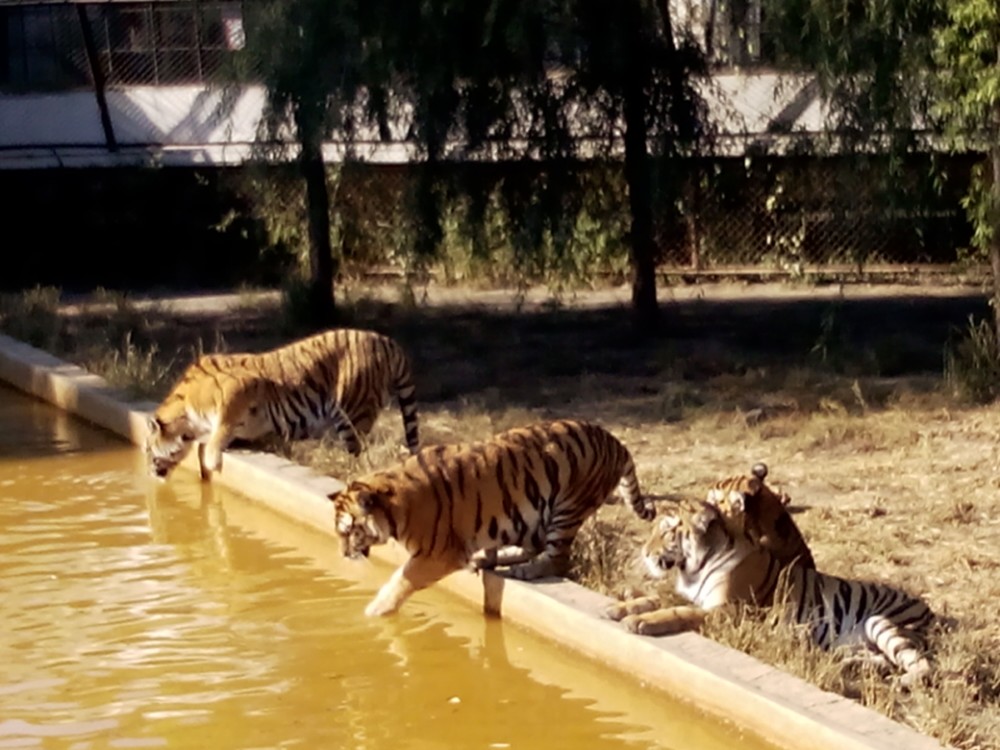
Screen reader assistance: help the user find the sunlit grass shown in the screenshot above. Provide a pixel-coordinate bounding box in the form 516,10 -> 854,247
0,281 -> 997,748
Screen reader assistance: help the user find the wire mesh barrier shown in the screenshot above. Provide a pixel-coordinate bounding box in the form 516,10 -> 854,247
1,0 -> 243,90
0,0 -> 985,283
220,159 -> 975,284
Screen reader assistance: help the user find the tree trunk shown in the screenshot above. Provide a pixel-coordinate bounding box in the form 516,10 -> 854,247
991,143 -> 1000,340
622,86 -> 659,335
301,136 -> 337,326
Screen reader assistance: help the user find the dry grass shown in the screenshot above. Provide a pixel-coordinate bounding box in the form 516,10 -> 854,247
2,280 -> 999,748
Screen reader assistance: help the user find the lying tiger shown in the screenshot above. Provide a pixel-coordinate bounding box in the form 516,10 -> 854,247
329,419 -> 655,617
605,496 -> 933,683
145,328 -> 419,480
705,462 -> 814,570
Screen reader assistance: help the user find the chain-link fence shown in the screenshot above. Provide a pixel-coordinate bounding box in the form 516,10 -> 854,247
1,0 -> 242,90
220,156 -> 976,285
1,0 -> 985,284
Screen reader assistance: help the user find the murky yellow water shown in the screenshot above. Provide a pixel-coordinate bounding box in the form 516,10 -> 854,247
0,384 -> 778,750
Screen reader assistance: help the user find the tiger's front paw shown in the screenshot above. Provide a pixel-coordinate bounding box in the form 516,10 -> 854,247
200,443 -> 223,478
603,602 -> 630,621
622,614 -> 657,635
603,595 -> 661,621
364,598 -> 399,617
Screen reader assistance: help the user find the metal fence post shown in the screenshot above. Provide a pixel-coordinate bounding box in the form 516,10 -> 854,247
75,4 -> 118,153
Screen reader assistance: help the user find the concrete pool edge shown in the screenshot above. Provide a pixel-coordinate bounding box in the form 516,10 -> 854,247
0,332 -> 947,750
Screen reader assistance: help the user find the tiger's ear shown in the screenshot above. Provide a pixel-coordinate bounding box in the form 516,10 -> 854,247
693,502 -> 722,533
352,484 -> 395,514
146,415 -> 162,438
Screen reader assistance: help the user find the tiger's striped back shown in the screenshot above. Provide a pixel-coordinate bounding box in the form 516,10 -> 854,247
329,419 -> 654,616
607,502 -> 933,681
255,328 -> 419,454
705,462 -> 815,570
145,327 -> 419,479
783,564 -> 934,679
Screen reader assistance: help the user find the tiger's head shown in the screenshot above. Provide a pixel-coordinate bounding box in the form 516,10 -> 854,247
704,462 -> 814,569
640,501 -> 779,610
328,481 -> 397,560
639,502 -> 738,580
144,414 -> 197,479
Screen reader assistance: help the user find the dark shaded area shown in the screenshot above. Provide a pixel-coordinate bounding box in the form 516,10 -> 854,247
62,287 -> 988,420
0,167 -> 292,292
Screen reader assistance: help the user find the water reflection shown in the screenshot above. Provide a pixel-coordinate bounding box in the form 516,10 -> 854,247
0,385 -> 773,750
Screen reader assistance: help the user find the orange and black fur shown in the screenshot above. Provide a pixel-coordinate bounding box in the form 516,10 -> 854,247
329,419 -> 654,616
145,328 -> 419,480
704,462 -> 814,569
604,462 -> 814,633
604,500 -> 933,682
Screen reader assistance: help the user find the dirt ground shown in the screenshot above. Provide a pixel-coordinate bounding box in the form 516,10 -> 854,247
12,278 -> 1000,748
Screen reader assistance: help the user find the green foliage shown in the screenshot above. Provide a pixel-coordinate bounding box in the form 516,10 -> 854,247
945,316 -> 1000,403
219,165 -> 308,270
763,0 -> 938,142
84,332 -> 176,400
933,0 -> 1000,262
959,162 -> 1000,256
230,0 -> 709,324
933,0 -> 1000,139
0,286 -> 63,350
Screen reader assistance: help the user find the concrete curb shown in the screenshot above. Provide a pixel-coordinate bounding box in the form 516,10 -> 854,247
0,332 -> 947,750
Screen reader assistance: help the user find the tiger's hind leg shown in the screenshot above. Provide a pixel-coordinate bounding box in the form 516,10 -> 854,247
863,614 -> 932,685
470,546 -> 533,572
329,404 -> 364,457
501,534 -> 573,581
394,373 -> 420,453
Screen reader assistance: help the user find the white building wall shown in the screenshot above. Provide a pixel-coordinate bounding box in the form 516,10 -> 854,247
0,73 -> 827,169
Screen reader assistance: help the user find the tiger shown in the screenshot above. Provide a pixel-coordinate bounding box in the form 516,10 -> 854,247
704,462 -> 815,570
328,419 -> 655,617
604,500 -> 934,683
145,328 -> 419,480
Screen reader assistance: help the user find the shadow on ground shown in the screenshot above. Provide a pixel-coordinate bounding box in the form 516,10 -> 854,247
46,284 -> 989,428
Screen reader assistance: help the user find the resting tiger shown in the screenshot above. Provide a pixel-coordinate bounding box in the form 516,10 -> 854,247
704,462 -> 814,570
329,419 -> 655,616
145,328 -> 419,480
605,500 -> 933,682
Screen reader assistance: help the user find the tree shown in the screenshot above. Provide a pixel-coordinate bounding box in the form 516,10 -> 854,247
933,0 -> 1000,336
763,0 -> 1000,345
570,0 -> 706,331
237,0 -> 376,325
236,0 -> 707,332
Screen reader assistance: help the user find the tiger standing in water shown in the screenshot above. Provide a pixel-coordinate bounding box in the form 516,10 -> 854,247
329,419 -> 655,616
145,328 -> 419,480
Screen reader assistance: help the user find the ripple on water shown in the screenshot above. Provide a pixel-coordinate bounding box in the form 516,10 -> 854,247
0,386 -> 775,750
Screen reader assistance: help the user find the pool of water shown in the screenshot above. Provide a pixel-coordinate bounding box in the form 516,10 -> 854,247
0,384 -> 777,750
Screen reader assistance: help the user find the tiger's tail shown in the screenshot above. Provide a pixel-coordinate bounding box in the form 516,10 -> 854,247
606,434 -> 653,522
